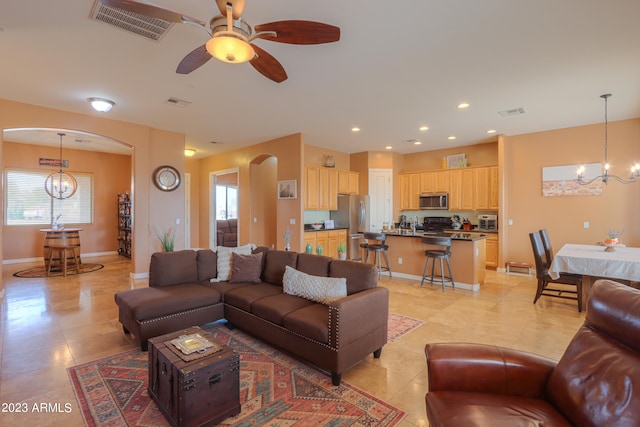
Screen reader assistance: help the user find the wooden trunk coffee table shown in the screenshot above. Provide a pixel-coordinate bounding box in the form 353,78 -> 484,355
148,326 -> 240,427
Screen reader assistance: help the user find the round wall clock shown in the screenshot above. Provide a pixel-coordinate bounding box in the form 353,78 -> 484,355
153,165 -> 181,191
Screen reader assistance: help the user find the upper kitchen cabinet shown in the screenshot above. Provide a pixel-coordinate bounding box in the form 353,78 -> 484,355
400,173 -> 421,210
338,170 -> 359,194
306,166 -> 351,210
420,170 -> 449,193
475,166 -> 499,210
448,168 -> 475,211
304,166 -> 319,210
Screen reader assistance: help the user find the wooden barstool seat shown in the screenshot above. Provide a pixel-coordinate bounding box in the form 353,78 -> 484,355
47,245 -> 80,277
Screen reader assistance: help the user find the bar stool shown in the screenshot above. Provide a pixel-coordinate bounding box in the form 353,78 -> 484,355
420,236 -> 454,291
47,245 -> 80,277
363,232 -> 392,278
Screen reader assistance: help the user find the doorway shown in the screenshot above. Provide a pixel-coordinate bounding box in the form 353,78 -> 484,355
368,168 -> 393,232
210,169 -> 239,248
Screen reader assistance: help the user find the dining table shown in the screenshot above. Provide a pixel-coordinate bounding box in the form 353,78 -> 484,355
549,243 -> 640,310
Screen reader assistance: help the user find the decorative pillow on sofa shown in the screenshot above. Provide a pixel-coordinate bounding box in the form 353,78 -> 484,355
283,265 -> 347,305
211,243 -> 256,282
229,252 -> 263,283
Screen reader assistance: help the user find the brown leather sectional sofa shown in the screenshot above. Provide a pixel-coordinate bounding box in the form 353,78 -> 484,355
424,279 -> 640,426
115,248 -> 388,385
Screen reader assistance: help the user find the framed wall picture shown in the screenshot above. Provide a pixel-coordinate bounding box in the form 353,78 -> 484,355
278,180 -> 297,199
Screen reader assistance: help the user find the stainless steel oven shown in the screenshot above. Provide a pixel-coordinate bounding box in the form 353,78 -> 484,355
419,193 -> 449,210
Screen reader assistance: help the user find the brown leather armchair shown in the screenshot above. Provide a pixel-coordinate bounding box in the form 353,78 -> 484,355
424,279 -> 640,426
216,219 -> 237,247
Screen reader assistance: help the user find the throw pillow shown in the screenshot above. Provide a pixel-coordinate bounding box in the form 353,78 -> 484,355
229,252 -> 263,283
283,265 -> 347,305
212,243 -> 256,282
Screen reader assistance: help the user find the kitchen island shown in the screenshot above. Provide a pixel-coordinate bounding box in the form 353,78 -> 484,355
382,232 -> 488,290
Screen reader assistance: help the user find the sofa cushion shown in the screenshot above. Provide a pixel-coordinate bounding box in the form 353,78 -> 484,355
329,259 -> 378,294
282,304 -> 329,344
262,250 -> 298,285
251,294 -> 315,325
115,284 -> 221,321
213,244 -> 256,281
149,250 -> 198,287
229,252 -> 263,284
296,253 -> 331,277
224,283 -> 283,312
196,249 -> 217,282
283,266 -> 347,305
426,391 -> 572,427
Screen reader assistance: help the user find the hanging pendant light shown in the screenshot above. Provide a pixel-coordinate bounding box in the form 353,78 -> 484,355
44,133 -> 78,199
577,94 -> 639,185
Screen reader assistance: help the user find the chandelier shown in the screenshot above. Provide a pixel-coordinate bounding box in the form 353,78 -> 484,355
44,133 -> 78,199
577,94 -> 639,185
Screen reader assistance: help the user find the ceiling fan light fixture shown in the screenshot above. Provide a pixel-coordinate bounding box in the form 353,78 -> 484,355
88,97 -> 115,112
206,31 -> 254,63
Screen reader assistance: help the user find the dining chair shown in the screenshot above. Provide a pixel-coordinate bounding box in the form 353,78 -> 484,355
539,228 -> 554,269
529,231 -> 583,312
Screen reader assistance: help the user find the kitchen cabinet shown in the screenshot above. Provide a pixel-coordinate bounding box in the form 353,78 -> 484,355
304,229 -> 347,258
485,233 -> 499,268
399,173 -> 420,210
304,166 -> 319,210
338,170 -> 359,194
449,169 -> 474,210
318,168 -> 338,210
474,166 -> 499,210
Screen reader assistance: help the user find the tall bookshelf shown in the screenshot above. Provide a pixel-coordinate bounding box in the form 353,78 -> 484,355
117,193 -> 132,258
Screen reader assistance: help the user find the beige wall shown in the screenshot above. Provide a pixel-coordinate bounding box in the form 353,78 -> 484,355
0,99 -> 187,289
402,141 -> 498,172
197,133 -> 304,252
2,141 -> 131,260
250,157 -> 278,248
304,144 -> 350,169
185,157 -> 200,248
503,118 -> 640,265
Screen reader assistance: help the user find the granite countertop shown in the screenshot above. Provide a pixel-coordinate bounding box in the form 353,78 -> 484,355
304,227 -> 349,232
444,228 -> 499,234
384,231 -> 490,241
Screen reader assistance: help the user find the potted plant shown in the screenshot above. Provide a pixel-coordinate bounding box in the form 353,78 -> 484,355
156,227 -> 176,252
337,241 -> 347,260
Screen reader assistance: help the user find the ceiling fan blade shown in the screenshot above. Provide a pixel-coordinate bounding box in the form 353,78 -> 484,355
254,21 -> 340,45
249,44 -> 288,83
99,0 -> 205,25
215,0 -> 246,20
176,44 -> 212,74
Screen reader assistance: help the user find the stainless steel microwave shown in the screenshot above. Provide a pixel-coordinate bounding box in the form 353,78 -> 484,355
419,193 -> 449,210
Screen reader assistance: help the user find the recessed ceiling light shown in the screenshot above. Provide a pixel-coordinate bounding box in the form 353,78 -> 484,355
351,127 -> 360,132
487,129 -> 497,134
184,148 -> 196,157
414,141 -> 422,145
419,126 -> 429,131
448,136 -> 456,140
385,146 -> 393,150
457,103 -> 470,109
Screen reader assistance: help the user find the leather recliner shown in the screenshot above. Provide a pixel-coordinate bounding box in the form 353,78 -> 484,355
424,279 -> 640,426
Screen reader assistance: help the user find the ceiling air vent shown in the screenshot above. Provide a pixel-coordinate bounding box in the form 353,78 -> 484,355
164,97 -> 191,108
498,107 -> 526,117
90,0 -> 173,41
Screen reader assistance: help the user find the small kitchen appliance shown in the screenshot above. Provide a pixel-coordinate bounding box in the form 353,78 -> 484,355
478,214 -> 498,231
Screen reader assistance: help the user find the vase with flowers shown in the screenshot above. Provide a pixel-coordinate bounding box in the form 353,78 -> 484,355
604,229 -> 624,246
283,227 -> 293,251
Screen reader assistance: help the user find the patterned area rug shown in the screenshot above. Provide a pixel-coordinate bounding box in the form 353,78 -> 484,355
387,313 -> 425,342
68,325 -> 405,426
13,263 -> 103,278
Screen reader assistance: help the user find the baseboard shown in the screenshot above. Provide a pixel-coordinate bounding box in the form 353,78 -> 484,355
2,251 -> 119,265
131,271 -> 149,279
389,271 -> 480,291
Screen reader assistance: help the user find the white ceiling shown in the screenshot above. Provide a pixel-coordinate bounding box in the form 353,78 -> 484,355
1,0 -> 640,158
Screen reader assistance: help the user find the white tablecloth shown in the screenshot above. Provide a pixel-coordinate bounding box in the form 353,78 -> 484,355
549,244 -> 640,281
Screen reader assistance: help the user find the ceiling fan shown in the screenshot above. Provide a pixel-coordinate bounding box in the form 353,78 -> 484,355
99,0 -> 341,82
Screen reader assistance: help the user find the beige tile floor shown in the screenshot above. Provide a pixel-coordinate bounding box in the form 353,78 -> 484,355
0,254 -> 586,426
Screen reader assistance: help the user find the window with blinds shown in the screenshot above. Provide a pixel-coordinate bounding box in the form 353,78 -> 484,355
5,169 -> 93,226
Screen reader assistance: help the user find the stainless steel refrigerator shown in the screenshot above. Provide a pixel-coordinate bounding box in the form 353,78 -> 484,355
330,194 -> 370,261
